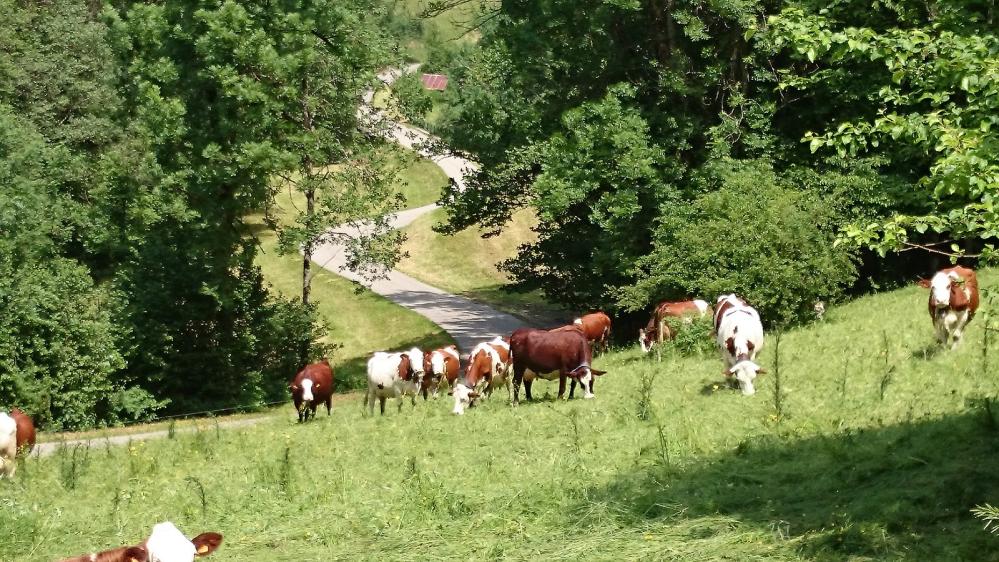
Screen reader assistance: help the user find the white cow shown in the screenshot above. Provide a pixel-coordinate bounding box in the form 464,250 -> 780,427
715,295 -> 766,395
0,412 -> 17,479
365,348 -> 425,415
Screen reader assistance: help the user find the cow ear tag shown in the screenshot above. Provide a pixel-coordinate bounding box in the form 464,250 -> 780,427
198,544 -> 210,554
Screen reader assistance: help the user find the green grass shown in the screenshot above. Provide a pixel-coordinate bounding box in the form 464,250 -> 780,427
398,207 -> 568,323
5,273 -> 999,560
247,151 -> 452,389
395,0 -> 488,62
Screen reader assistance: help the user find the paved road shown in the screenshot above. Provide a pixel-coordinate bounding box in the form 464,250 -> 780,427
315,66 -> 528,354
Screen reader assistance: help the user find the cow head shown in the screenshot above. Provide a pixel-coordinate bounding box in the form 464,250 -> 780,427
724,360 -> 766,396
145,522 -> 223,561
449,383 -> 480,415
570,365 -> 606,399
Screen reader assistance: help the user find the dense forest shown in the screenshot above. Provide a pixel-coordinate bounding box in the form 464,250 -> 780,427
1,0 -> 996,429
0,0 -> 399,429
430,0 -> 998,323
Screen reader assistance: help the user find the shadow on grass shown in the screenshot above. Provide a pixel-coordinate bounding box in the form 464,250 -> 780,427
587,408 -> 999,560
911,341 -> 947,361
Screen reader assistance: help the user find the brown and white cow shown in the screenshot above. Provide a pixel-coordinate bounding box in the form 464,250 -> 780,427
509,328 -> 606,404
919,265 -> 980,349
10,408 -> 35,455
0,413 -> 15,479
289,359 -> 334,423
451,337 -> 512,414
715,294 -> 765,395
59,521 -> 222,562
571,312 -> 612,353
639,299 -> 712,352
365,348 -> 426,415
422,345 -> 461,400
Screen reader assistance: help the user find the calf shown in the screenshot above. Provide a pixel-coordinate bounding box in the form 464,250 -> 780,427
365,348 -> 425,415
639,299 -> 711,352
510,328 -> 606,404
0,412 -> 15,479
715,294 -> 765,395
289,359 -> 334,423
452,337 -> 512,415
59,521 -> 222,562
919,266 -> 979,349
572,311 -> 612,353
421,345 -> 460,399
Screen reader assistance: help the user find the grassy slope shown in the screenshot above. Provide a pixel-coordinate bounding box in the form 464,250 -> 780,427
398,207 -> 568,324
396,0 -> 485,62
8,274 -> 999,560
248,148 -> 452,389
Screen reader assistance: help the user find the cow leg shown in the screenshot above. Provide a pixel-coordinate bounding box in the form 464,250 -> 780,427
524,379 -> 534,401
326,396 -> 332,416
558,372 -> 567,400
951,312 -> 970,349
569,378 -> 577,399
379,397 -> 386,415
512,365 -> 524,405
934,315 -> 948,345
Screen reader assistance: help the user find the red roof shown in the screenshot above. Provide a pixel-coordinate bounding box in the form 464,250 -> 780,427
420,73 -> 448,91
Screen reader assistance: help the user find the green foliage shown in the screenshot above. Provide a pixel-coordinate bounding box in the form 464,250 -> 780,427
623,160 -> 857,326
392,72 -> 435,123
663,315 -> 716,356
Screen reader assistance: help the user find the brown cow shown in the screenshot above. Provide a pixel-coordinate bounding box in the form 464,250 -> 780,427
421,345 -> 461,399
59,521 -> 222,562
10,408 -> 34,455
289,359 -> 334,423
639,299 -> 712,352
919,266 -> 980,349
572,311 -> 612,353
510,328 -> 606,404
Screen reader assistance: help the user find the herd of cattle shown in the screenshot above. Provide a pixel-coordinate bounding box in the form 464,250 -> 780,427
0,266 -> 980,561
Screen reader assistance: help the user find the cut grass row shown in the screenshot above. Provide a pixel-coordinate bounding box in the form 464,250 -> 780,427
7,271 -> 998,560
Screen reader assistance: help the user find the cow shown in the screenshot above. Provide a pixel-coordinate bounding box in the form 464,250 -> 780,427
289,359 -> 334,423
451,337 -> 513,414
0,412 -> 15,479
572,311 -> 612,353
715,294 -> 765,395
639,299 -> 712,352
509,328 -> 606,404
918,265 -> 980,349
421,345 -> 460,399
58,521 -> 222,562
10,408 -> 35,455
365,348 -> 425,415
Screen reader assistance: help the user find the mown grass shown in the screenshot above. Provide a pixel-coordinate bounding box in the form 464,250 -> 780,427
246,147 -> 453,389
7,272 -> 997,560
398,207 -> 568,323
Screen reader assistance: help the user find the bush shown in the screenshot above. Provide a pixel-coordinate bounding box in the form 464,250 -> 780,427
662,316 -> 716,356
393,73 -> 434,125
626,159 -> 857,327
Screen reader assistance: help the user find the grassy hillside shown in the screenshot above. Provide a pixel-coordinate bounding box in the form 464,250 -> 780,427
247,149 -> 452,389
398,208 -> 568,324
6,274 -> 998,560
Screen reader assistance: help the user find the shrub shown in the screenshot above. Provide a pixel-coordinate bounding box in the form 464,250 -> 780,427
663,315 -> 716,356
393,73 -> 434,125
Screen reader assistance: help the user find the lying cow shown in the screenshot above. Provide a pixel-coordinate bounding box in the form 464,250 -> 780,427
421,345 -> 460,399
0,412 -> 15,479
59,521 -> 222,562
639,299 -> 711,352
366,348 -> 425,415
10,408 -> 35,455
573,311 -> 612,353
918,265 -> 980,349
451,337 -> 513,415
510,328 -> 606,404
715,294 -> 765,395
289,359 -> 334,423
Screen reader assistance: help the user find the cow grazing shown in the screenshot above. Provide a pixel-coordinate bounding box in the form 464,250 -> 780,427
572,312 -> 612,353
0,413 -> 15,479
919,266 -> 980,349
10,408 -> 35,455
59,521 -> 222,562
715,294 -> 765,395
509,328 -> 606,404
639,299 -> 711,353
366,348 -> 425,415
452,337 -> 512,414
289,359 -> 334,423
421,345 -> 460,399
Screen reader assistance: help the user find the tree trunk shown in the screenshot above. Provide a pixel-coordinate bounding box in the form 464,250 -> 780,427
301,76 -> 315,307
